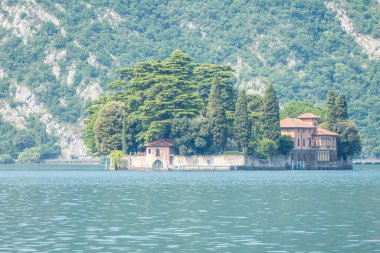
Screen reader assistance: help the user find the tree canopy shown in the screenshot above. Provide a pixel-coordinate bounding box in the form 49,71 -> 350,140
262,84 -> 281,145
233,90 -> 250,153
86,51 -> 235,154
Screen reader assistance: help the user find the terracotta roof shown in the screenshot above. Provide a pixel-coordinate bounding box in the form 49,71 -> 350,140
297,113 -> 321,119
315,127 -> 339,136
280,118 -> 315,128
144,139 -> 174,147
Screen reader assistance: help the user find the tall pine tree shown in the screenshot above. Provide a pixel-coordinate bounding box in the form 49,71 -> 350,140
233,90 -> 250,153
325,90 -> 337,131
335,93 -> 349,121
262,84 -> 280,145
206,78 -> 227,152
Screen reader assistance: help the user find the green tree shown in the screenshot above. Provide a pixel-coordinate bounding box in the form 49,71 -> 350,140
12,130 -> 36,151
262,84 -> 280,145
194,64 -> 236,111
335,93 -> 349,121
256,138 -> 277,159
280,101 -> 325,121
122,111 -> 127,154
325,90 -> 337,131
0,154 -> 14,164
109,150 -> 125,170
172,117 -> 212,155
113,50 -> 204,143
171,118 -> 196,155
38,144 -> 61,159
335,121 -> 362,159
233,90 -> 250,153
17,147 -> 41,164
206,78 -> 227,152
93,101 -> 125,155
84,110 -> 99,155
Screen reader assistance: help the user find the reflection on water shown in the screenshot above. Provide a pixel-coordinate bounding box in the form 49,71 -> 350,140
0,165 -> 379,252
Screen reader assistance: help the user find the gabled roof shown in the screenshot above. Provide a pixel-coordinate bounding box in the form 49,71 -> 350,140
280,118 -> 315,128
297,113 -> 321,119
144,139 -> 174,147
315,127 -> 339,136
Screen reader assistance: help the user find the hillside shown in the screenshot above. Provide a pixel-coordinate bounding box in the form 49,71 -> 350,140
0,0 -> 379,158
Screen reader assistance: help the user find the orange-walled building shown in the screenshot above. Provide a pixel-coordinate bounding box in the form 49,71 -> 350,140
280,113 -> 340,169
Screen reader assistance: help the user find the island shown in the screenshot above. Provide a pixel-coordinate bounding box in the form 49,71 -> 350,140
84,51 -> 361,170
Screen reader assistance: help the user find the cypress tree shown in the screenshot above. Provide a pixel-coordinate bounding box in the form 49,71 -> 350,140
262,84 -> 281,145
122,110 -> 127,154
233,90 -> 250,153
325,90 -> 337,131
335,93 -> 349,121
206,78 -> 227,152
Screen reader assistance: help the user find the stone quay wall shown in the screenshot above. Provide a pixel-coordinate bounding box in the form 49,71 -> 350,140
123,154 -> 292,170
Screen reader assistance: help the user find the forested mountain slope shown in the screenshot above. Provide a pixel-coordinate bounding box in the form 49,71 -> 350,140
0,0 -> 379,158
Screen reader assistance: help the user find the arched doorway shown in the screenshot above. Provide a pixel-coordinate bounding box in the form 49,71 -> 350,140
152,160 -> 163,170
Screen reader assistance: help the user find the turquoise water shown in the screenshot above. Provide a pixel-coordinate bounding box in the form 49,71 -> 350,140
0,165 -> 379,252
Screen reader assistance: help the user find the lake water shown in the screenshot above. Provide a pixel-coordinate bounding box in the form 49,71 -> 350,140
0,164 -> 379,252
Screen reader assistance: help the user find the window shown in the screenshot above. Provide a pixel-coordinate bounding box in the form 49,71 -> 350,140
308,139 -> 311,146
303,139 -> 305,146
298,139 -> 300,146
155,149 -> 160,156
148,149 -> 151,155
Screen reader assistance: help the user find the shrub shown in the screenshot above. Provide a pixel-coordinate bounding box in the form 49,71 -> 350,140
0,154 -> 14,164
109,150 -> 124,170
256,138 -> 277,159
17,147 -> 41,164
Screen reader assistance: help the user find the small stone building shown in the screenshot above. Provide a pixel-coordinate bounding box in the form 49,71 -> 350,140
122,139 -> 175,170
143,139 -> 175,169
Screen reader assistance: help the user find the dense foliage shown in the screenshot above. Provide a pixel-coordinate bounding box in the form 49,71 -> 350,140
86,51 -> 235,155
335,94 -> 349,121
233,91 -> 250,153
93,101 -> 124,155
171,117 -> 211,155
325,90 -> 337,131
280,101 -> 325,122
262,84 -> 281,145
206,79 -> 227,152
324,90 -> 362,159
0,0 -> 379,157
0,116 -> 60,163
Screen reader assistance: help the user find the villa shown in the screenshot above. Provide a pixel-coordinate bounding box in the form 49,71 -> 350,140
280,113 -> 342,169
